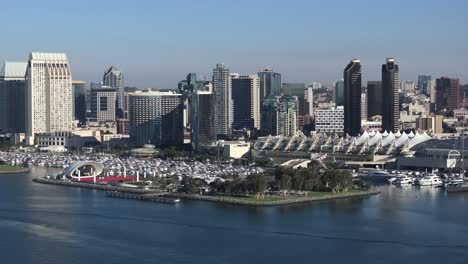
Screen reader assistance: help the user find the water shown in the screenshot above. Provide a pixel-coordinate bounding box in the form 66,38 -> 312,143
1,167 -> 468,264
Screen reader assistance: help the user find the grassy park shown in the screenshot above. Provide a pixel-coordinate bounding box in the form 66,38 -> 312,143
0,165 -> 29,173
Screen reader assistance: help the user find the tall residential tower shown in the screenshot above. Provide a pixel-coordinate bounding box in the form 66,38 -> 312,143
231,74 -> 260,130
382,58 -> 400,133
381,58 -> 400,133
212,63 -> 232,135
26,53 -> 73,145
343,59 -> 362,136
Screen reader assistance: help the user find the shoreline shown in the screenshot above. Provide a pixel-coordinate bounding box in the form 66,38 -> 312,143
33,177 -> 379,206
32,177 -> 156,194
167,191 -> 380,206
0,166 -> 30,174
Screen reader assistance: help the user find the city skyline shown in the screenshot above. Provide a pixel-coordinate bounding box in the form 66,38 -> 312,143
1,0 -> 467,88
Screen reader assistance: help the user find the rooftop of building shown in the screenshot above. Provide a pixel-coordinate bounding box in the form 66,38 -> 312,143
128,90 -> 182,96
0,61 -> 27,79
104,66 -> 123,77
29,52 -> 68,61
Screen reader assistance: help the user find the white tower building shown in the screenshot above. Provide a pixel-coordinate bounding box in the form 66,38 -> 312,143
212,63 -> 233,134
26,52 -> 73,145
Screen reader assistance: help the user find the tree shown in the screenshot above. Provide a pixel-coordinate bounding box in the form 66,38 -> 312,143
292,168 -> 305,191
247,173 -> 268,199
354,179 -> 370,190
323,170 -> 353,193
278,173 -> 292,196
274,167 -> 294,196
181,177 -> 198,194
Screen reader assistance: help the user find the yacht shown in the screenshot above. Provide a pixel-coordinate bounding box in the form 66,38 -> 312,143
365,170 -> 393,180
387,176 -> 399,184
394,176 -> 414,185
443,178 -> 464,188
414,174 -> 443,186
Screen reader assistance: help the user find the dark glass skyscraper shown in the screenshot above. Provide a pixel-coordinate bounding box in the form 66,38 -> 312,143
282,83 -> 306,115
418,75 -> 432,95
436,77 -> 460,112
0,61 -> 27,133
72,81 -> 87,125
258,68 -> 281,98
344,59 -> 362,136
231,75 -> 260,130
334,80 -> 345,106
190,90 -> 216,151
382,58 -> 400,133
367,81 -> 382,118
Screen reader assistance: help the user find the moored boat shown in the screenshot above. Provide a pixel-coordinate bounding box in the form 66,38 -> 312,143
414,173 -> 443,186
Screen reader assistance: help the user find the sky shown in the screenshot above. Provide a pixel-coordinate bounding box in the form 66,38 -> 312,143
1,0 -> 467,88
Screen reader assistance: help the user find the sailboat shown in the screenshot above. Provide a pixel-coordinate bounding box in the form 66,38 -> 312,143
447,95 -> 468,192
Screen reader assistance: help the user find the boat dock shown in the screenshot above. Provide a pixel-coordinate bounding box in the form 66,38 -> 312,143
106,191 -> 180,204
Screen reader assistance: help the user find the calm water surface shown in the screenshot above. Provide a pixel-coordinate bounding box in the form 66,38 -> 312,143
1,167 -> 468,264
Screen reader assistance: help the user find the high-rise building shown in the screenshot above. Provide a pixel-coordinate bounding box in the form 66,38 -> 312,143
361,89 -> 367,120
103,66 -> 124,88
128,91 -> 183,146
429,80 -> 436,113
261,95 -> 298,136
436,77 -> 460,112
116,118 -> 130,135
401,80 -> 415,94
258,68 -> 281,98
382,58 -> 400,133
212,63 -> 232,135
72,81 -> 87,125
26,52 -> 73,145
367,81 -> 382,118
315,106 -> 344,134
282,83 -> 306,115
0,61 -> 27,133
416,115 -> 443,133
103,66 -> 125,118
311,81 -> 321,89
190,90 -> 215,151
418,75 -> 432,95
344,59 -> 362,136
231,74 -> 260,130
334,80 -> 345,106
304,86 -> 313,116
91,85 -> 116,123
178,73 -> 207,129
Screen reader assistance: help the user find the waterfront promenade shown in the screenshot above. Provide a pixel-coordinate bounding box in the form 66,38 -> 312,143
33,176 -> 379,206
168,191 -> 380,206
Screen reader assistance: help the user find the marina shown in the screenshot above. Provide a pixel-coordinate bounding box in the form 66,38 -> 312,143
0,151 -> 265,184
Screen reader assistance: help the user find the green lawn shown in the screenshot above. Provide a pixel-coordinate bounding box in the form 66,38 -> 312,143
0,165 -> 27,173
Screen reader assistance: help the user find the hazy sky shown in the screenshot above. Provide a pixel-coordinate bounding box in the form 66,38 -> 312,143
1,0 -> 467,88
